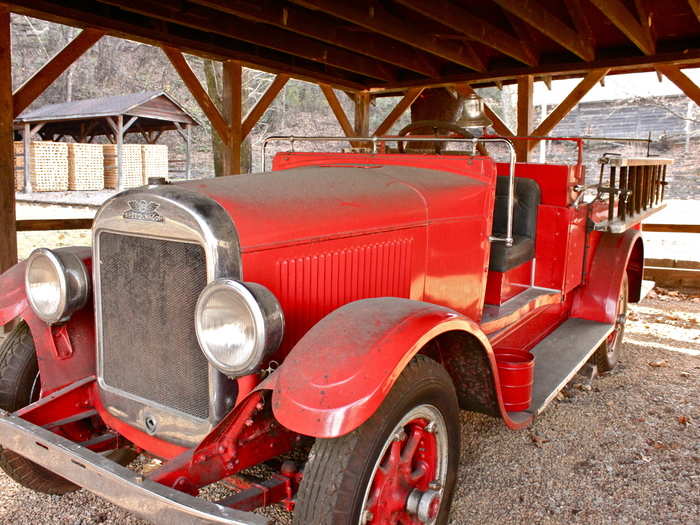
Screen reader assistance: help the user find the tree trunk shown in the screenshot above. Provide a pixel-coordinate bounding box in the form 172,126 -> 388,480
203,59 -> 224,177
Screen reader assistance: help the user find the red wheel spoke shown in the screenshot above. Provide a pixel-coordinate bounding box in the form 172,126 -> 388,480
400,427 -> 423,465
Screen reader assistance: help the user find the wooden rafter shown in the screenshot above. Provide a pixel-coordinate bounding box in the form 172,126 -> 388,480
564,0 -> 595,49
13,28 -> 103,117
373,88 -> 424,137
189,0 -> 439,78
589,0 -> 655,55
320,84 -> 356,138
289,0 -> 486,72
530,68 -> 610,142
101,0 -> 396,82
655,64 -> 700,106
453,85 -> 513,136
493,0 -> 594,61
162,47 -> 230,143
396,0 -> 537,66
8,0 -> 364,91
690,0 -> 700,23
242,74 -> 289,139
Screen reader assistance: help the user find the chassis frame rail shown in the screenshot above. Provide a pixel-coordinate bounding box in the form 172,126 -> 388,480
0,410 -> 270,525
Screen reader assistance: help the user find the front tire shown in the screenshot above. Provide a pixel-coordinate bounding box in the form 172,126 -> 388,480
0,322 -> 138,494
293,355 -> 460,525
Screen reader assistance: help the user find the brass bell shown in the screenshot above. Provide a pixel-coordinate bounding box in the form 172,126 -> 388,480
457,93 -> 493,128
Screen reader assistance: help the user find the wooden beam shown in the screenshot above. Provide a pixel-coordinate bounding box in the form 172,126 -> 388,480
101,0 -> 396,81
530,68 -> 609,141
564,0 -> 595,50
689,0 -> 700,24
8,0 -> 364,91
453,85 -> 514,136
355,92 -> 371,137
320,85 -> 356,138
222,60 -> 242,175
516,75 -> 534,161
12,29 -> 103,118
643,223 -> 700,233
589,0 -> 655,55
289,0 -> 486,71
492,0 -> 595,61
242,75 -> 289,139
162,48 -> 230,143
655,64 -> 700,107
16,218 -> 94,231
395,0 -> 537,66
0,7 -> 15,276
190,0 -> 440,78
373,88 -> 424,137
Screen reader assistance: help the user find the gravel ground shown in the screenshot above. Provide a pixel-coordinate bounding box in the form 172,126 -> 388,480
0,289 -> 698,525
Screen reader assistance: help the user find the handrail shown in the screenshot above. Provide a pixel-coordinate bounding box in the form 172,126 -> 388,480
261,135 -> 517,246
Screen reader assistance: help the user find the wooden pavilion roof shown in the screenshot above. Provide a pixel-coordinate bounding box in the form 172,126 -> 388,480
5,0 -> 700,91
13,91 -> 199,140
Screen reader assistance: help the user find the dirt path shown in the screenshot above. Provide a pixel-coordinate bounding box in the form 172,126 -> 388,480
0,290 -> 698,524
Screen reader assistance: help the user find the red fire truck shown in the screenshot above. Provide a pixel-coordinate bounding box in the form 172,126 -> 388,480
0,128 -> 668,524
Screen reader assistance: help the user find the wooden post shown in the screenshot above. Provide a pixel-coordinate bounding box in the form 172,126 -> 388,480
0,8 -> 16,289
222,60 -> 242,175
185,123 -> 192,180
22,123 -> 31,193
355,92 -> 371,137
116,115 -> 124,190
516,75 -> 534,162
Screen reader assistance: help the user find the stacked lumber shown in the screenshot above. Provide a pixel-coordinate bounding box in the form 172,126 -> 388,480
30,142 -> 69,192
14,141 -> 24,191
68,143 -> 104,190
104,144 -> 143,189
142,144 -> 169,181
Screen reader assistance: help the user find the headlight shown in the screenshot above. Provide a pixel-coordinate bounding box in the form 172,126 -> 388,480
25,248 -> 90,325
195,279 -> 284,376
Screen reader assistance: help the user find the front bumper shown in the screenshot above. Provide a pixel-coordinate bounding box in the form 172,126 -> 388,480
0,410 -> 270,525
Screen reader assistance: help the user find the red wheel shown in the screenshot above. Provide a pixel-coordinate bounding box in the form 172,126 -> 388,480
360,407 -> 448,525
293,356 -> 459,525
595,275 -> 628,372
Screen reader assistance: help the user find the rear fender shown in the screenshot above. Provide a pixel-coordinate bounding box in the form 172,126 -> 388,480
573,229 -> 642,322
0,248 -> 96,393
268,298 -> 527,438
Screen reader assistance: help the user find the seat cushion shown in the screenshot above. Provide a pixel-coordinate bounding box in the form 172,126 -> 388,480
488,236 -> 535,273
489,176 -> 541,273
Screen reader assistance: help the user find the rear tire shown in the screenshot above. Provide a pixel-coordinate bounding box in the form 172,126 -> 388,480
0,322 -> 138,495
293,355 -> 460,525
594,276 -> 628,372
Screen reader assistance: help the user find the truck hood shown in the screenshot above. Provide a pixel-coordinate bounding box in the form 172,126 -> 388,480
179,165 -> 488,253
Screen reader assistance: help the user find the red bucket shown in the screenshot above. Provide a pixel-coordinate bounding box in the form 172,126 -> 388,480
495,351 -> 535,412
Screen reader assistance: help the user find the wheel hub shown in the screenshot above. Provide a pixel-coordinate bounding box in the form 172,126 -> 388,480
406,488 -> 442,524
361,414 -> 445,525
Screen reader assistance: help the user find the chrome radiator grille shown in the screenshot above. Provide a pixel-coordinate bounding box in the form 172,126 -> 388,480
98,232 -> 210,419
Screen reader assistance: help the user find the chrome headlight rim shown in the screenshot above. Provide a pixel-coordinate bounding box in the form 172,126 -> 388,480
24,248 -> 90,325
195,278 -> 284,376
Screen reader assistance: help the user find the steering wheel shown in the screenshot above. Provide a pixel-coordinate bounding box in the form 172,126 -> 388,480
397,120 -> 480,154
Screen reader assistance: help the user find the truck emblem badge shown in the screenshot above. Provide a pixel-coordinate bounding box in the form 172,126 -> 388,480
123,200 -> 164,223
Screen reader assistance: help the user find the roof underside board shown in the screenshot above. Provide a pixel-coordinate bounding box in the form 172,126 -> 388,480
5,0 -> 700,91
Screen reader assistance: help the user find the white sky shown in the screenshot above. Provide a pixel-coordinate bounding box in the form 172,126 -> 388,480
534,67 -> 700,105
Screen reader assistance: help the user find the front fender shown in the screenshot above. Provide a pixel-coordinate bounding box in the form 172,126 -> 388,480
270,298 -> 504,438
0,247 -> 96,393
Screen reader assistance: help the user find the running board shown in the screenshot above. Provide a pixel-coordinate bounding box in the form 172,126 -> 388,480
526,318 -> 614,415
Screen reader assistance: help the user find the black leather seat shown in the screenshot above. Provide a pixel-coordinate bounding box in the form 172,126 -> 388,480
489,176 -> 541,272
